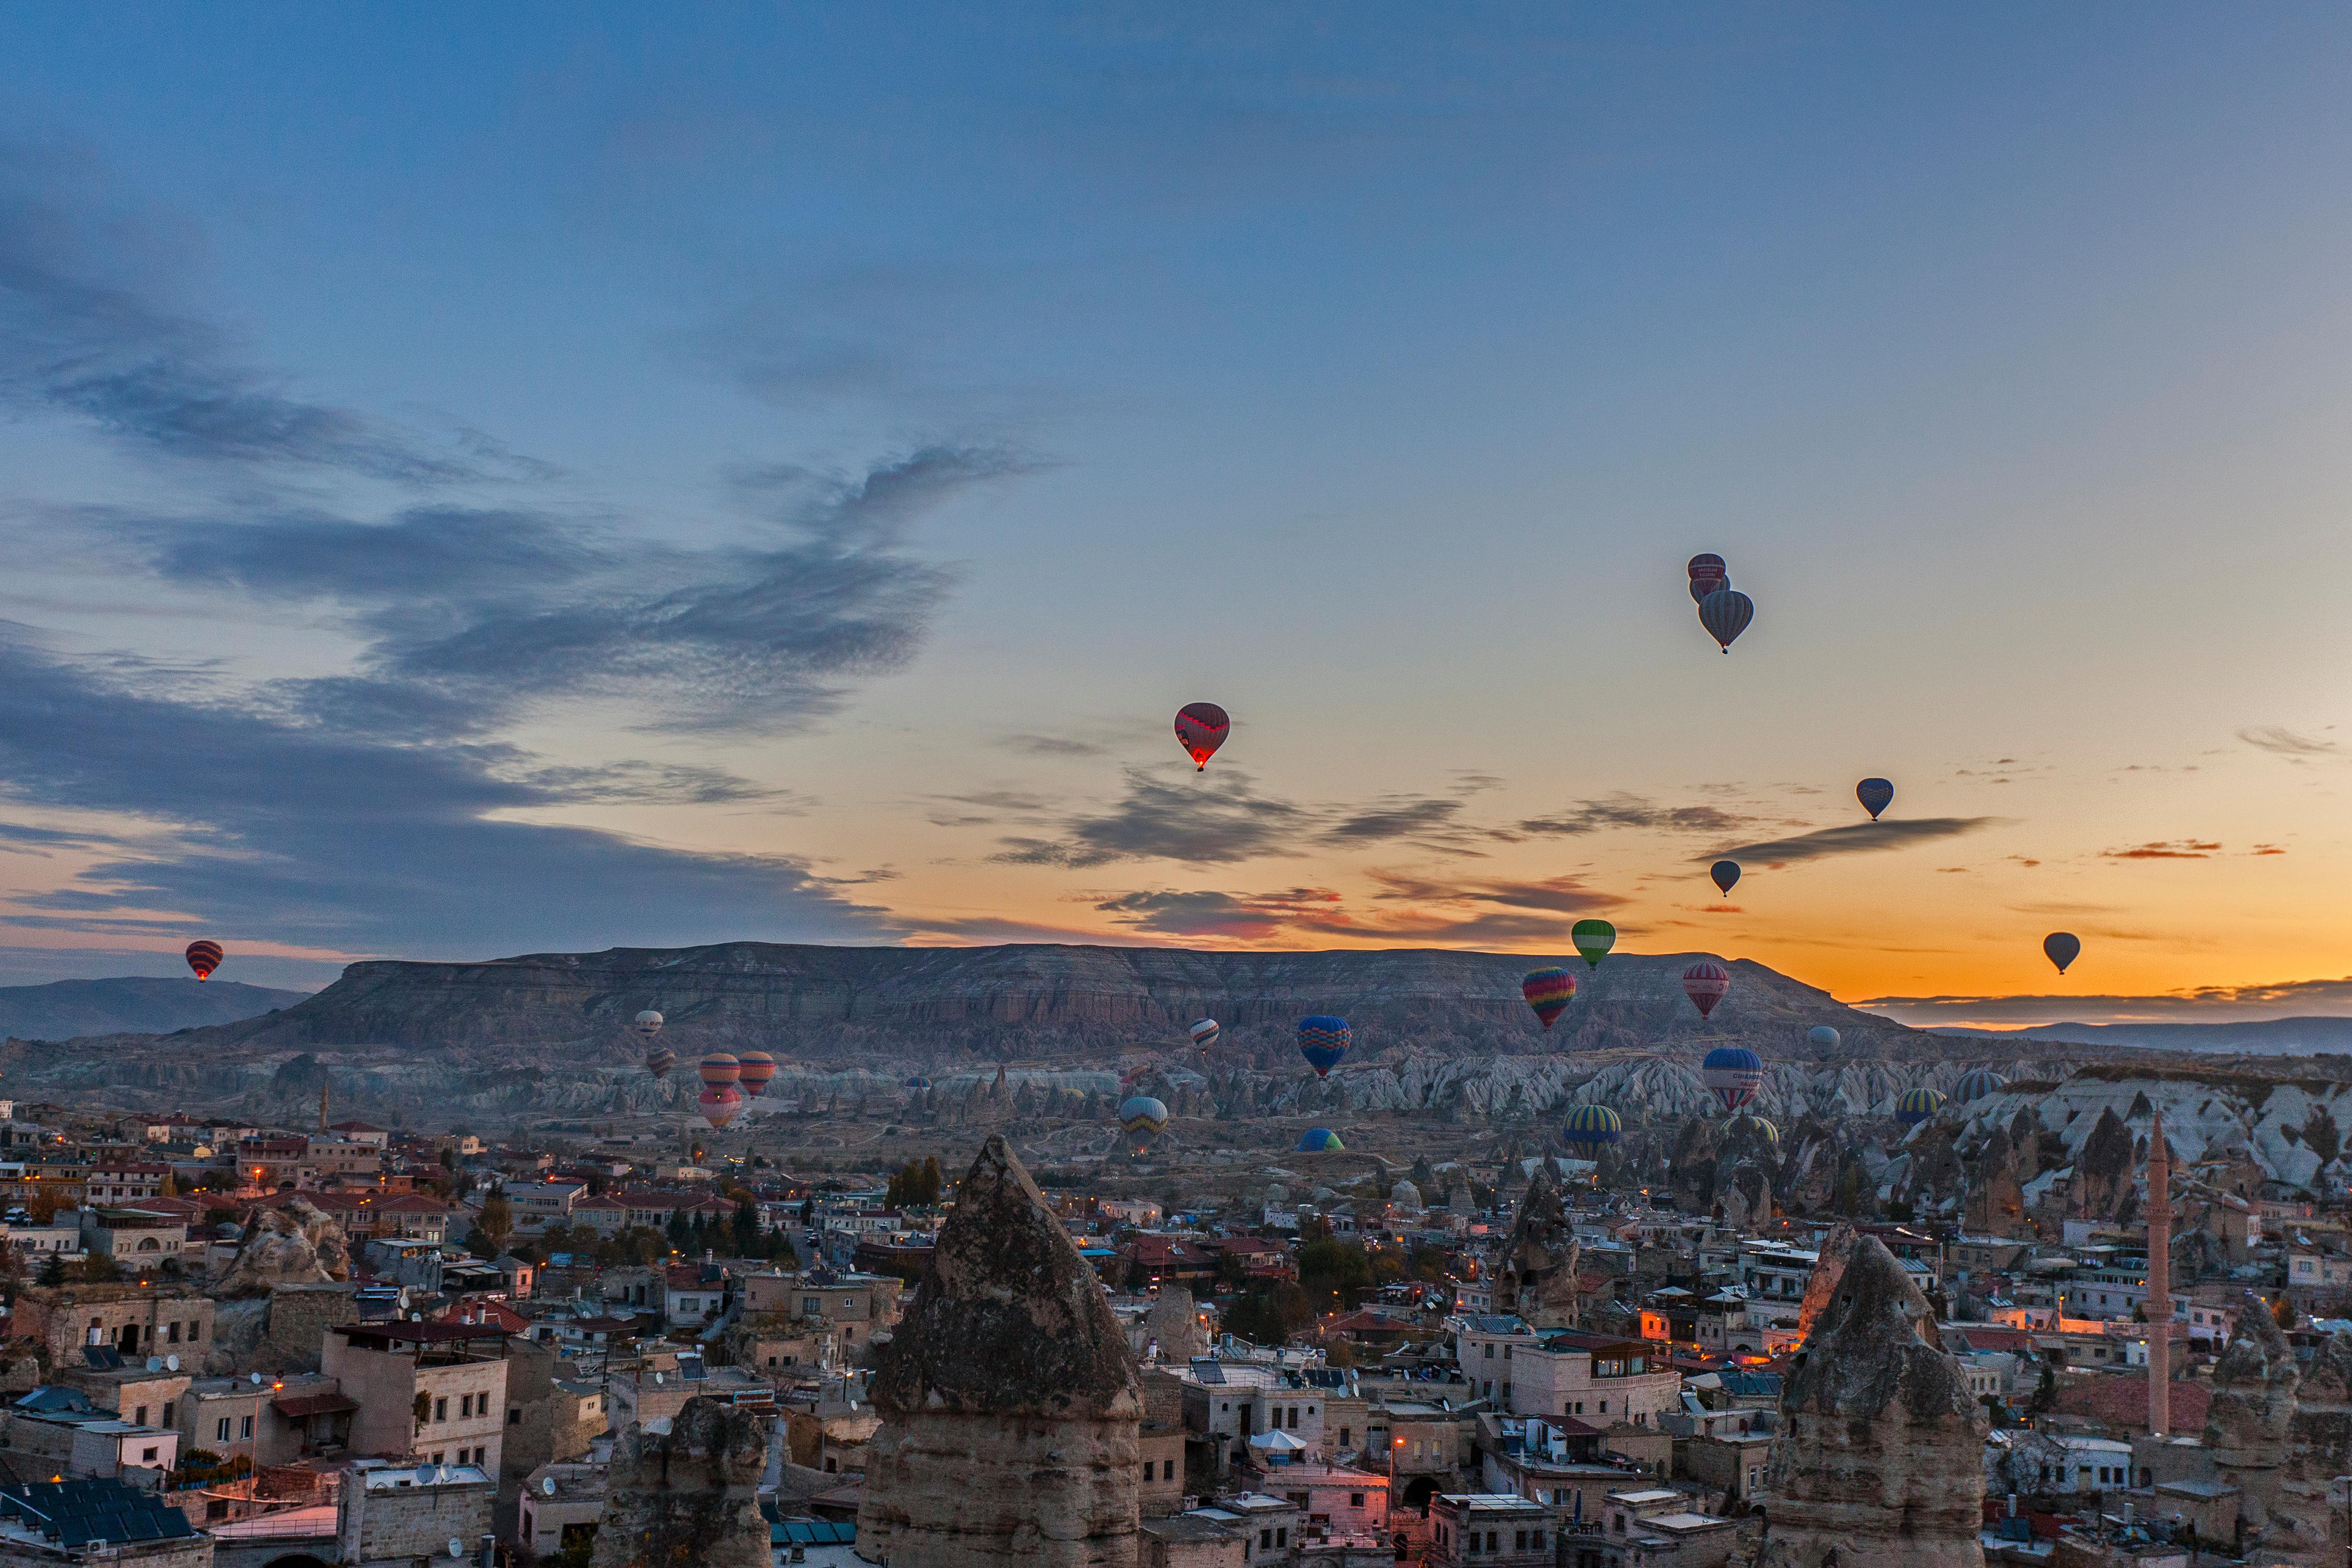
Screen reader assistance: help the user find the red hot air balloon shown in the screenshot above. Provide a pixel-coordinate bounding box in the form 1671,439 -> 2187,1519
1683,960 -> 1731,1021
1687,554 -> 1727,583
698,1053 -> 742,1089
185,940 -> 222,981
698,1087 -> 744,1129
1174,703 -> 1230,771
735,1050 -> 777,1097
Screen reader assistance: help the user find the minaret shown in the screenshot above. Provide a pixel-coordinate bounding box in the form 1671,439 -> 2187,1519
317,1077 -> 329,1133
2147,1110 -> 2171,1436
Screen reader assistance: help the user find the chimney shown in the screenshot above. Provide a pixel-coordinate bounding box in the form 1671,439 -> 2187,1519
2147,1109 -> 2171,1437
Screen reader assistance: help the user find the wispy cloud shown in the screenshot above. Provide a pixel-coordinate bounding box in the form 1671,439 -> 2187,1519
1513,792 -> 1755,839
2102,840 -> 2220,860
1708,817 -> 1996,867
1089,871 -> 1620,948
992,767 -> 1317,867
2240,725 -> 2339,758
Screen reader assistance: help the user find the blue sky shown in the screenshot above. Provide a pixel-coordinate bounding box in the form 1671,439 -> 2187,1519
3,5 -> 2351,1020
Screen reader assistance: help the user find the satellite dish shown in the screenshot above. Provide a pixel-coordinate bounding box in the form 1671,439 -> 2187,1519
653,1371 -> 664,1385
447,1540 -> 464,1560
165,1355 -> 179,1372
145,1357 -> 162,1373
541,1478 -> 556,1497
249,1373 -> 263,1386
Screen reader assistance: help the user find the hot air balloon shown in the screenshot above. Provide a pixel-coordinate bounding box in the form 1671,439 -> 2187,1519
634,1009 -> 664,1037
1298,1016 -> 1350,1079
1955,1067 -> 2005,1103
1688,573 -> 1731,605
1189,1019 -> 1220,1054
698,1087 -> 744,1129
1701,1045 -> 1764,1113
644,1047 -> 676,1080
184,940 -> 222,981
1710,860 -> 1741,895
1521,967 -> 1576,1031
1894,1087 -> 1944,1127
904,1075 -> 931,1090
1687,553 -> 1727,584
1697,587 -> 1753,652
1807,1025 -> 1840,1049
699,1053 -> 742,1090
1728,1113 -> 1779,1146
1572,919 -> 1616,969
1294,1127 -> 1345,1153
1683,961 -> 1731,1021
1563,1104 -> 1622,1157
736,1051 -> 777,1097
1856,778 -> 1894,821
1174,703 -> 1231,771
1119,1095 -> 1169,1149
2044,932 -> 2081,974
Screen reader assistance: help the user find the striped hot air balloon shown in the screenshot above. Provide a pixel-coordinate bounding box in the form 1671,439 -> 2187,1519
1701,1045 -> 1764,1113
1683,961 -> 1731,1021
1521,967 -> 1576,1031
634,1009 -> 664,1037
1687,553 -> 1727,594
1189,1019 -> 1220,1054
1728,1113 -> 1779,1146
1895,1087 -> 1945,1127
1119,1095 -> 1169,1149
1697,587 -> 1753,652
1572,919 -> 1616,969
1294,1127 -> 1345,1152
1174,703 -> 1231,771
185,940 -> 222,981
644,1047 -> 676,1080
735,1051 -> 776,1097
1955,1068 -> 2006,1103
1857,778 -> 1895,821
699,1053 -> 742,1089
904,1075 -> 931,1090
698,1086 -> 744,1129
1298,1017 -> 1350,1079
1563,1104 -> 1622,1157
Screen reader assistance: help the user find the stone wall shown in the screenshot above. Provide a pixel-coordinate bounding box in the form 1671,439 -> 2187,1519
587,1398 -> 768,1568
337,1473 -> 495,1568
262,1282 -> 361,1370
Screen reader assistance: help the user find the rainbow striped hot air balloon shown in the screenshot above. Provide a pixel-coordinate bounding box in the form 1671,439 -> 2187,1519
1683,961 -> 1731,1021
1298,1017 -> 1350,1079
1701,1045 -> 1764,1113
185,940 -> 222,981
735,1051 -> 776,1097
1294,1127 -> 1345,1152
1955,1068 -> 2005,1104
698,1087 -> 744,1129
1120,1095 -> 1169,1150
1521,967 -> 1576,1031
904,1075 -> 931,1091
1190,1019 -> 1220,1054
699,1053 -> 741,1089
1895,1087 -> 1945,1127
1563,1104 -> 1622,1158
1572,919 -> 1616,969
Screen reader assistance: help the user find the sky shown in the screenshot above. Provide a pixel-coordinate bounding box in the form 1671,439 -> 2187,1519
2,4 -> 2350,1026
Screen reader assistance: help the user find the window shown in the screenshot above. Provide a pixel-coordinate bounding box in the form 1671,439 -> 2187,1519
459,1394 -> 472,1419
435,1397 -> 448,1422
1484,1344 -> 1495,1359
190,1321 -> 201,1342
1260,1529 -> 1272,1549
1516,1530 -> 1528,1550
167,1323 -> 180,1344
1351,1492 -> 1365,1507
1140,1460 -> 1151,1480
240,1415 -> 253,1439
1340,1427 -> 1351,1446
162,1403 -> 174,1427
216,1418 -> 230,1442
134,1406 -> 147,1426
1287,1406 -> 1299,1430
1531,1530 -> 1545,1547
1274,1528 -> 1287,1548
509,1408 -> 522,1425
433,1451 -> 445,1465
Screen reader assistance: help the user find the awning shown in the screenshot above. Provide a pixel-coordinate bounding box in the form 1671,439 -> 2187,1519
1247,1429 -> 1308,1452
273,1393 -> 358,1419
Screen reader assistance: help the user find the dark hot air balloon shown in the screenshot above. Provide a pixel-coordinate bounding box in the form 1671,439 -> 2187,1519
2044,932 -> 2081,974
645,1047 -> 676,1079
1174,704 -> 1231,771
1710,860 -> 1741,895
1856,778 -> 1894,820
1687,553 -> 1727,583
1298,1016 -> 1350,1079
1701,1045 -> 1764,1112
185,941 -> 222,981
736,1051 -> 777,1097
1697,587 -> 1753,652
1682,961 -> 1731,1021
1572,919 -> 1616,969
1895,1087 -> 1944,1127
1521,967 -> 1576,1031
1807,1025 -> 1840,1049
1688,571 -> 1731,605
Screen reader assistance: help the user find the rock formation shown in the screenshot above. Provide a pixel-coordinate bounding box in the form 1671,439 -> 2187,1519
213,1197 -> 351,1298
1139,1286 -> 1209,1363
2072,1107 -> 2137,1220
1758,1235 -> 1985,1567
590,1397 -> 769,1568
1493,1166 -> 1582,1329
1793,1226 -> 1858,1341
858,1134 -> 1142,1567
2205,1291 -> 2299,1550
2268,1331 -> 2352,1564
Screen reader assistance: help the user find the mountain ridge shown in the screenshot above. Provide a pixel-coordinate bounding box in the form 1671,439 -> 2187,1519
0,977 -> 313,1043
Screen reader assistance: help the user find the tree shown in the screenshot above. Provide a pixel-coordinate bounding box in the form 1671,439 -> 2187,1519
2030,1361 -> 2057,1415
476,1190 -> 513,1252
733,1199 -> 760,1255
37,1253 -> 64,1287
665,1212 -> 690,1249
1298,1239 -> 1373,1312
2274,1295 -> 2298,1331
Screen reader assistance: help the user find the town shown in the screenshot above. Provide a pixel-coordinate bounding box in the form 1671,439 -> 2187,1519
0,1075 -> 2335,1568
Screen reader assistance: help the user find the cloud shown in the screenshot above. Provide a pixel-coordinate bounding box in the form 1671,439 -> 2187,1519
1090,886 -> 1343,942
1864,975 -> 2352,1027
1321,794 -> 1493,852
2101,840 -> 2220,860
991,767 -> 1316,867
1707,817 -> 1996,867
2240,725 -> 2339,758
0,141 -> 541,482
1513,792 -> 1754,839
996,733 -> 1110,758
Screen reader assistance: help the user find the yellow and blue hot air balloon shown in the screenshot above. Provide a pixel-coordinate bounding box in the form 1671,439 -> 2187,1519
1728,1113 -> 1779,1146
1294,1127 -> 1345,1152
1563,1103 -> 1622,1157
1955,1068 -> 2005,1104
1298,1016 -> 1350,1079
1521,967 -> 1576,1031
1120,1095 -> 1169,1150
1895,1087 -> 1945,1127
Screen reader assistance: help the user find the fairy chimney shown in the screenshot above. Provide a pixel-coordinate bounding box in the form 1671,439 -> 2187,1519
589,1397 -> 769,1568
857,1135 -> 1142,1566
1493,1165 -> 1582,1329
2204,1290 -> 2299,1547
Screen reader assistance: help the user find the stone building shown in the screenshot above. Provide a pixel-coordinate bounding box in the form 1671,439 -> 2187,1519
587,1397 -> 768,1568
1493,1167 -> 1582,1330
858,1134 -> 1143,1566
1756,1235 -> 1986,1567
336,1460 -> 495,1568
320,1322 -> 509,1471
7,1285 -> 215,1369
